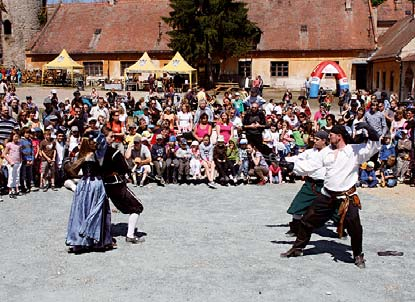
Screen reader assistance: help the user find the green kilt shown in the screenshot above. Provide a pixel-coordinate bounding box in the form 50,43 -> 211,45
287,179 -> 324,215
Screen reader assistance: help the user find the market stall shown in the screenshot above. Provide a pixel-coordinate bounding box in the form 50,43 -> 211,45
41,49 -> 84,87
162,52 -> 197,89
124,52 -> 160,91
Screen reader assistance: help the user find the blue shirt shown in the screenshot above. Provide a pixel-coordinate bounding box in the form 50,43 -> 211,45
21,137 -> 34,161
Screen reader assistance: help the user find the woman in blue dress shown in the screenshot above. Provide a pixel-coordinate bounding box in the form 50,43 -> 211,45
65,131 -> 113,253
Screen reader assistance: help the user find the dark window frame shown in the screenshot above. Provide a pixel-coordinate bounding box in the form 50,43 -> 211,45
270,61 -> 289,77
84,61 -> 103,77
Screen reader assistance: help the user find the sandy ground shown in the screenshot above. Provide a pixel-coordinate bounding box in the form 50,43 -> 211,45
1,86 -> 413,301
0,182 -> 414,302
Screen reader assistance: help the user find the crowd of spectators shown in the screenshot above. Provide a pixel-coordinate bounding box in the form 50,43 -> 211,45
0,80 -> 414,201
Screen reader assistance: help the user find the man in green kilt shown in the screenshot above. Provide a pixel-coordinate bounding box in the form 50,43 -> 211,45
285,131 -> 328,236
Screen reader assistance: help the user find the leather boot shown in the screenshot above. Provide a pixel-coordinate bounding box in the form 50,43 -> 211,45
280,247 -> 303,258
354,253 -> 366,269
285,219 -> 300,237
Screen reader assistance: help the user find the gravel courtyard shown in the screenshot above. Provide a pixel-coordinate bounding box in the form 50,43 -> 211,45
0,183 -> 414,302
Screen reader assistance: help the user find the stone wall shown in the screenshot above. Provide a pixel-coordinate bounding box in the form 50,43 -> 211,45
1,0 -> 43,68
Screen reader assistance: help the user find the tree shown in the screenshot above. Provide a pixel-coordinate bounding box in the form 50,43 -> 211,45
163,0 -> 261,88
371,0 -> 386,7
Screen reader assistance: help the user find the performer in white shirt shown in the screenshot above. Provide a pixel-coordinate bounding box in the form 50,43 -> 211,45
281,123 -> 381,269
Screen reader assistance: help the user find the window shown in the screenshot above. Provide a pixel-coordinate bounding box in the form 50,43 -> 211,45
3,20 -> 11,35
238,60 -> 252,78
270,61 -> 289,77
382,71 -> 387,90
120,61 -> 135,77
84,62 -> 103,77
300,25 -> 307,32
390,71 -> 394,92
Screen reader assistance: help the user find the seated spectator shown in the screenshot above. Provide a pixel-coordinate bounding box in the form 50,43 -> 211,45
193,112 -> 212,143
380,155 -> 398,188
216,112 -> 234,144
189,141 -> 202,179
213,135 -> 235,185
226,138 -> 240,178
359,161 -> 378,188
165,135 -> 179,184
199,134 -> 216,188
125,136 -> 152,187
151,134 -> 167,185
176,103 -> 193,134
175,138 -> 192,183
125,124 -> 141,147
237,138 -> 249,181
247,143 -> 269,185
268,161 -> 282,184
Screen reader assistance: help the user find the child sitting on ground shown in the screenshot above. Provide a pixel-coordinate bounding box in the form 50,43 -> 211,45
380,155 -> 398,188
359,161 -> 378,188
268,161 -> 282,184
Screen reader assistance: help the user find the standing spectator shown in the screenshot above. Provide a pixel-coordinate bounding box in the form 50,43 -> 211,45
39,129 -> 57,192
0,105 -> 19,145
242,102 -> 266,152
107,110 -> 125,154
55,131 -> 67,187
364,101 -> 388,138
20,127 -> 34,193
4,131 -> 22,198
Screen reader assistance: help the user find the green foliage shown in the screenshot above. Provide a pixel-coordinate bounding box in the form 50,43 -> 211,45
163,0 -> 261,66
371,0 -> 387,7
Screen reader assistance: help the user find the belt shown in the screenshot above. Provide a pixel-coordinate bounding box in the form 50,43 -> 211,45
324,186 -> 356,198
103,174 -> 124,185
304,177 -> 324,184
324,186 -> 360,238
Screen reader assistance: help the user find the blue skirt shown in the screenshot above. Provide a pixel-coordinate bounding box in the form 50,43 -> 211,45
66,177 -> 112,248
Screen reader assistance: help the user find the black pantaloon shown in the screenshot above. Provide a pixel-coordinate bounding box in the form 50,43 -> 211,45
293,193 -> 363,257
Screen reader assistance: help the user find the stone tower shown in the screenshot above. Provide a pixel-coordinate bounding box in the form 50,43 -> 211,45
0,0 -> 45,68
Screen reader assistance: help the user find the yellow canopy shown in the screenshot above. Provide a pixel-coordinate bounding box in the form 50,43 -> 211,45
43,49 -> 84,70
125,52 -> 159,73
162,52 -> 196,73
162,52 -> 197,87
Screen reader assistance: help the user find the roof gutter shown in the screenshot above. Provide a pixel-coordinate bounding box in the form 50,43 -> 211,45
367,0 -> 378,47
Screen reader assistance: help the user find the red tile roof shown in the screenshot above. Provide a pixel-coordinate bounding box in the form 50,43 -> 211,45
29,0 -> 171,54
245,0 -> 375,51
370,16 -> 415,61
376,0 -> 414,22
29,0 -> 376,55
